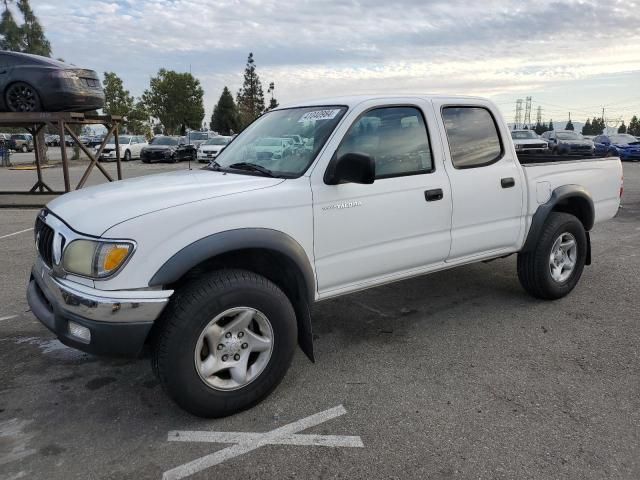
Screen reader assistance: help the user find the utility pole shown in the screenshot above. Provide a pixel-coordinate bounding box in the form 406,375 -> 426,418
536,106 -> 542,126
514,99 -> 523,129
524,96 -> 532,129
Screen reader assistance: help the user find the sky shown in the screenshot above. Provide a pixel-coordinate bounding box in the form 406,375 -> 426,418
23,0 -> 640,128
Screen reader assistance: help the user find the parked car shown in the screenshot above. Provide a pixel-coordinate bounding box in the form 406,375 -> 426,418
88,135 -> 105,148
510,129 -> 548,154
45,134 -> 60,146
99,135 -> 148,162
9,133 -> 34,152
196,136 -> 232,163
252,136 -> 294,161
185,131 -> 210,149
545,130 -> 594,155
0,50 -> 104,112
593,133 -> 640,161
27,95 -> 623,418
140,136 -> 195,163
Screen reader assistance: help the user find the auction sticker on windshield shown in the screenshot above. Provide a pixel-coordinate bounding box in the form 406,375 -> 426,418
298,109 -> 342,122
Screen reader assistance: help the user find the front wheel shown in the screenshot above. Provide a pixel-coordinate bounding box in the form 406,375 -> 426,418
517,212 -> 587,300
124,150 -> 131,161
21,145 -> 27,153
151,269 -> 297,418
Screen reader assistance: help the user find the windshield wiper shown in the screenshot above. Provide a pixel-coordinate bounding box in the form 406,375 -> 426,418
207,160 -> 222,171
228,162 -> 276,177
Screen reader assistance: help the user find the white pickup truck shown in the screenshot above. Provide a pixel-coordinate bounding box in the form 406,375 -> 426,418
27,95 -> 623,417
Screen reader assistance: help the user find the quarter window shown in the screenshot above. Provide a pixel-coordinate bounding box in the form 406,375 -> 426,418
442,107 -> 503,168
336,106 -> 434,179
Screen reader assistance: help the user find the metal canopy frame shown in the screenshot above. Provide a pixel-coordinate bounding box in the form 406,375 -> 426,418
0,112 -> 123,194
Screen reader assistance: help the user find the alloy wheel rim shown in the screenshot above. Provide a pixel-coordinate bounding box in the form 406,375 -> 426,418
8,85 -> 36,112
194,307 -> 274,391
549,232 -> 577,283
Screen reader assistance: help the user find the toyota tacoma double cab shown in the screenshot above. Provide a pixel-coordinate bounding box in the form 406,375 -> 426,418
27,95 -> 623,417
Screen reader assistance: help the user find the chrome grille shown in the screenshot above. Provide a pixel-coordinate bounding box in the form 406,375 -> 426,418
35,217 -> 55,268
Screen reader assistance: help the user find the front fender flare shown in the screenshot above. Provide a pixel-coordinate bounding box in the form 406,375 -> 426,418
148,228 -> 317,361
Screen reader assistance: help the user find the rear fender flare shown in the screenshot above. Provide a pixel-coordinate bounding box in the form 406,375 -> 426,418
522,185 -> 594,256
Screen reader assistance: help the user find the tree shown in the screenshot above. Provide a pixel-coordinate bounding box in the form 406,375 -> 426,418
236,53 -> 265,128
102,72 -> 134,117
266,82 -> 279,111
618,122 -> 627,134
16,0 -> 50,56
142,69 -> 205,135
628,115 -> 639,136
210,86 -> 240,135
0,6 -> 23,51
590,117 -> 605,135
548,119 -> 554,131
582,119 -> 592,135
126,100 -> 152,137
565,120 -> 574,131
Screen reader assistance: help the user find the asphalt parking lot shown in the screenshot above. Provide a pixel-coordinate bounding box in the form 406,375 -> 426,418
1,163 -> 639,480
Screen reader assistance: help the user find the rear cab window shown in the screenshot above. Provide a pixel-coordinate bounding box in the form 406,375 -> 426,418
441,106 -> 503,169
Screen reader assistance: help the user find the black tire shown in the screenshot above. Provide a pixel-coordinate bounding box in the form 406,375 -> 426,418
21,144 -> 27,153
5,82 -> 42,112
141,158 -> 150,163
170,154 -> 177,163
124,150 -> 131,161
517,212 -> 587,300
151,269 -> 297,418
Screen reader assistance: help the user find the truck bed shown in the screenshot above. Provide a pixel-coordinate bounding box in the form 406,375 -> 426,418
520,155 -> 622,227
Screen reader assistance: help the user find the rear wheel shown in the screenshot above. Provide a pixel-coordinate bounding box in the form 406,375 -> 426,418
151,269 -> 297,418
124,150 -> 131,161
517,212 -> 587,300
5,82 -> 42,112
21,145 -> 27,153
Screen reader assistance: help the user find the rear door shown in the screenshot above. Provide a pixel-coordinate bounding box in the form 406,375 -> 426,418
433,101 -> 526,260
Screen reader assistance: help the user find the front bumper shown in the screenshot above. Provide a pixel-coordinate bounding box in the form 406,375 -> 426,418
27,257 -> 172,357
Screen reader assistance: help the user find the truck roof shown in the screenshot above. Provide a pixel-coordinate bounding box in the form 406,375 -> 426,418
280,94 -> 491,109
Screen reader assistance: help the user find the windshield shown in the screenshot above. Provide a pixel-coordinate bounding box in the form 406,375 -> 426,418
511,131 -> 538,139
188,132 -> 208,140
556,132 -> 582,140
153,137 -> 179,146
203,137 -> 230,146
609,134 -> 637,144
214,106 -> 347,177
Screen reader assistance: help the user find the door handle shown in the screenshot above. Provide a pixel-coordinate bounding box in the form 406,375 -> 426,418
501,177 -> 515,188
424,188 -> 443,202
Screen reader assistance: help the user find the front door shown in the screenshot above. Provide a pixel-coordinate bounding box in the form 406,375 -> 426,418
311,102 -> 452,295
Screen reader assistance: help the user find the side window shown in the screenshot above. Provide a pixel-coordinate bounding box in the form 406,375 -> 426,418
442,106 -> 503,168
336,106 -> 433,179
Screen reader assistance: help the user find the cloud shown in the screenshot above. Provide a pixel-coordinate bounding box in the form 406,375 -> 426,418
28,0 -> 640,121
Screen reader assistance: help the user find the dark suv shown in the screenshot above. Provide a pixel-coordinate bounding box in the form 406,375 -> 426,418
9,134 -> 34,152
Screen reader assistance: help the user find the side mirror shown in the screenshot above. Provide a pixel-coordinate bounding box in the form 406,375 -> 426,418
325,152 -> 375,185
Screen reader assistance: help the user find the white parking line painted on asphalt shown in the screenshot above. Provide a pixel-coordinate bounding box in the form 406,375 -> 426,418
0,228 -> 33,240
162,405 -> 363,480
0,314 -> 18,322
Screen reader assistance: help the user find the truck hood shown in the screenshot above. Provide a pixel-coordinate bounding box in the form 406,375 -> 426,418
513,139 -> 547,146
47,169 -> 284,235
559,139 -> 593,147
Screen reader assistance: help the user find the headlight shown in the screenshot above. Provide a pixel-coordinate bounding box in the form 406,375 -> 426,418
163,150 -> 172,157
63,239 -> 134,278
